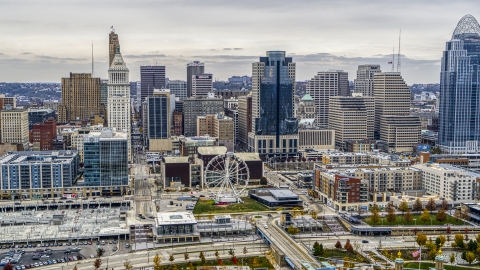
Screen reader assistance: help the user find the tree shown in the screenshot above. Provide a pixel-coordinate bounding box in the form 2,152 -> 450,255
386,206 -> 396,224
446,226 -> 452,235
215,250 -> 219,258
96,247 -> 104,258
454,210 -> 462,222
416,233 -> 427,246
413,228 -> 418,236
124,260 -> 134,270
454,234 -> 465,248
370,209 -> 381,225
426,240 -> 436,251
468,240 -> 478,251
420,209 -> 431,224
251,257 -> 260,267
413,198 -> 423,213
344,240 -> 354,253
335,240 -> 342,249
287,225 -> 299,235
184,252 -> 189,261
463,207 -> 471,220
259,177 -> 268,185
428,248 -> 438,261
436,209 -> 447,223
465,251 -> 476,265
449,253 -> 456,264
152,253 -> 161,270
231,255 -> 238,265
93,259 -> 102,270
370,203 -> 380,212
437,235 -> 446,248
318,243 -> 324,256
218,258 -> 223,265
228,248 -> 235,256
73,265 -> 78,270
187,262 -> 194,270
426,198 -> 437,211
432,147 -> 442,154
404,210 -> 413,224
3,263 -> 13,270
199,251 -> 206,265
311,211 -> 318,220
441,200 -> 449,211
398,200 -> 409,219
169,254 -> 175,265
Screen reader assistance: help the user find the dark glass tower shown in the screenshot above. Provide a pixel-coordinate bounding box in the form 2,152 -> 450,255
254,51 -> 298,148
439,15 -> 480,153
140,66 -> 166,101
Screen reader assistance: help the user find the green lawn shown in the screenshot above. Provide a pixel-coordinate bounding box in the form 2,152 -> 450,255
192,197 -> 269,214
405,262 -> 480,270
163,256 -> 274,269
365,213 -> 465,226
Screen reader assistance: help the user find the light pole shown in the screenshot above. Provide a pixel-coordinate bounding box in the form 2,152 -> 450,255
106,258 -> 109,269
414,219 -> 417,226
147,252 -> 150,263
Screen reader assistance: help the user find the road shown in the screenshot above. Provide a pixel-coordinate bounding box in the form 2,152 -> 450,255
257,216 -> 319,269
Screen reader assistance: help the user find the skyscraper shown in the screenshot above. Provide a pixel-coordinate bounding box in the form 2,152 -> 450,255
147,89 -> 171,140
192,74 -> 213,97
373,72 -> 411,139
306,70 -> 349,126
140,66 -> 166,101
109,29 -> 120,67
353,65 -> 381,96
183,95 -> 224,137
237,95 -> 252,150
439,14 -> 480,154
107,32 -> 131,142
59,73 -> 102,124
187,61 -> 205,98
248,51 -> 298,155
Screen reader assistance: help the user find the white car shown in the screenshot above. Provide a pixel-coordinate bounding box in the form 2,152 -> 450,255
264,225 -> 269,229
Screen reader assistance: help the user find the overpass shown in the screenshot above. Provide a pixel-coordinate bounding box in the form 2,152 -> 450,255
257,217 -> 319,269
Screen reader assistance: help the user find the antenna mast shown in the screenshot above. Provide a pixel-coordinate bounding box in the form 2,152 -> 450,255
392,47 -> 395,72
397,29 -> 401,72
92,41 -> 95,77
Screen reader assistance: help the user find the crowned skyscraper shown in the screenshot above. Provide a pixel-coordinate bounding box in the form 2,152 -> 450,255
107,30 -> 131,159
439,14 -> 480,154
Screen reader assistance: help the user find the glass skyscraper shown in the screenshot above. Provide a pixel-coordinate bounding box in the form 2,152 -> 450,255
83,129 -> 128,186
439,15 -> 480,153
249,51 -> 298,155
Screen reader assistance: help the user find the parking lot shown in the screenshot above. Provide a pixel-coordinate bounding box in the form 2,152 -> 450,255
0,239 -> 121,269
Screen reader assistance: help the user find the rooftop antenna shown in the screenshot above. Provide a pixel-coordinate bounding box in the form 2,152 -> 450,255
397,29 -> 401,72
91,41 -> 95,77
392,46 -> 395,72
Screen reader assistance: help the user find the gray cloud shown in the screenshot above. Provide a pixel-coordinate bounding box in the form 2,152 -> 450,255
222,48 -> 232,50
124,54 -> 166,58
35,55 -> 87,61
21,52 -> 32,55
233,48 -> 243,50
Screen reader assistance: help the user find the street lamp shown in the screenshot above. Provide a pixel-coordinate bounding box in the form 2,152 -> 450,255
414,219 -> 417,226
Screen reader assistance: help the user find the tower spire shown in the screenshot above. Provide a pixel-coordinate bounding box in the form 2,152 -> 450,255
397,29 -> 401,72
92,41 -> 94,77
392,47 -> 395,72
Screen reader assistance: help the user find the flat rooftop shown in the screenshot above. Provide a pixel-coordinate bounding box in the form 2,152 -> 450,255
156,212 -> 197,226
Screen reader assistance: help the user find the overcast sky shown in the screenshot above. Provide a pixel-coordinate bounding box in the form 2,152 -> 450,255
0,0 -> 477,84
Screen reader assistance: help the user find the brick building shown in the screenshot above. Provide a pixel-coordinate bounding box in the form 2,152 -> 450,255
30,118 -> 57,151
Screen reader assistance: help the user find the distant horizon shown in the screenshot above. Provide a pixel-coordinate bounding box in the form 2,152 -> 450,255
0,0 -> 476,83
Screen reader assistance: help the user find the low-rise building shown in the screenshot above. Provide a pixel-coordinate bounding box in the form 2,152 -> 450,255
248,188 -> 302,208
153,212 -> 200,243
161,156 -> 203,188
197,215 -> 254,236
413,163 -> 480,202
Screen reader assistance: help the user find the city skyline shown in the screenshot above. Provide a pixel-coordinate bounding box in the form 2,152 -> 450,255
0,0 -> 477,83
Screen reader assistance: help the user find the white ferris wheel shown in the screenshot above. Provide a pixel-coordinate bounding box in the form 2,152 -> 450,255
204,152 -> 250,203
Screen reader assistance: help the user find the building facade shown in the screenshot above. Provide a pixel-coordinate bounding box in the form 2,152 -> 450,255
183,96 -> 224,137
166,80 -> 187,100
59,73 -> 102,124
31,118 -> 57,151
379,115 -> 421,153
147,89 -> 171,140
306,70 -> 349,126
249,51 -> 298,156
109,29 -> 119,67
140,66 -> 166,101
438,15 -> 480,154
28,108 -> 56,129
107,42 -> 131,135
186,61 -> 205,98
328,95 -> 374,148
0,150 -> 79,191
83,129 -> 128,187
413,163 -> 480,202
353,65 -> 381,96
1,108 -> 29,150
237,95 -> 252,150
192,74 -> 213,98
